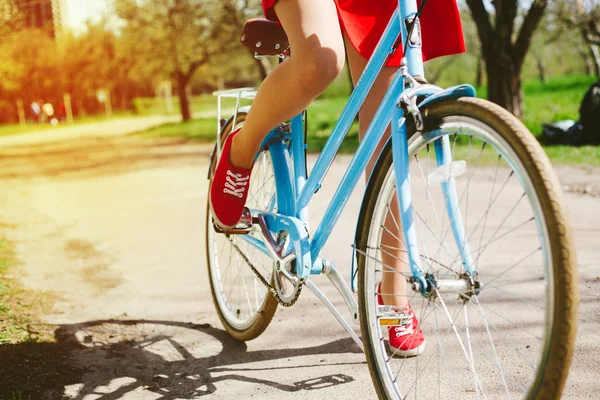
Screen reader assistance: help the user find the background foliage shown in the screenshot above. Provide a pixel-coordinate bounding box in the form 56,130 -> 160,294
0,0 -> 597,125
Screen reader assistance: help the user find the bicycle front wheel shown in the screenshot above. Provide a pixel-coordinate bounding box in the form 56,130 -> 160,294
357,98 -> 578,399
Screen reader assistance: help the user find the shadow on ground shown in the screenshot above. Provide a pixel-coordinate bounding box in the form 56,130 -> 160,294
0,320 -> 362,399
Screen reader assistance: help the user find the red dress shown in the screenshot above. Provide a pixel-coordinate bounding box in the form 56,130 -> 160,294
261,0 -> 465,66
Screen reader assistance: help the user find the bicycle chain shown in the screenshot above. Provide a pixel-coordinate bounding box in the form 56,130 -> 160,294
226,236 -> 303,307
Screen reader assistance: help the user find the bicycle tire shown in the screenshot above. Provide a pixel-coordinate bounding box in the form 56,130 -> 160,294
206,112 -> 278,341
356,97 -> 578,399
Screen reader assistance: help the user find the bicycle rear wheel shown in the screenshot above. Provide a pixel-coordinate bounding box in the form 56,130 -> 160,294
357,98 -> 578,399
206,113 -> 278,341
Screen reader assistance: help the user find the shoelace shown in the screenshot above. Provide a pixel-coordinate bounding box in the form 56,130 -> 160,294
223,170 -> 250,198
393,312 -> 416,338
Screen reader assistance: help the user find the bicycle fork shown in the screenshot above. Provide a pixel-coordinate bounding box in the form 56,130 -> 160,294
391,105 -> 477,297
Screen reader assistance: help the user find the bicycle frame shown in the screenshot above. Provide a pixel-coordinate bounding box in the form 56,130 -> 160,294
214,1 -> 476,348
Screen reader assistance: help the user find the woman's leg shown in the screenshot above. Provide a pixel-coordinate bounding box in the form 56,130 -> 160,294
230,0 -> 345,169
345,36 -> 409,309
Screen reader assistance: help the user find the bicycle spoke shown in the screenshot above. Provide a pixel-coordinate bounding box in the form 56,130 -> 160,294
471,297 -> 511,397
380,243 -> 457,276
433,305 -> 457,398
414,155 -> 454,258
484,246 -> 542,288
477,293 -> 544,343
456,303 -> 531,395
464,136 -> 472,263
439,167 -> 514,278
413,209 -> 456,274
464,303 -> 485,398
452,170 -> 516,261
473,302 -> 540,368
477,154 -> 502,261
384,204 -> 407,247
448,217 -> 536,271
254,278 -> 262,310
240,273 -> 253,315
399,302 -> 464,396
376,246 -> 413,274
436,291 -> 486,397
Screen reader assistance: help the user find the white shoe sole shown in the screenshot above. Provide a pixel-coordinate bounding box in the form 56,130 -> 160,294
388,338 -> 426,358
208,192 -> 252,235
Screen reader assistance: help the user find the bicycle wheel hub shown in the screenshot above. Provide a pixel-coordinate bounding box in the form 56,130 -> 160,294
410,273 -> 481,301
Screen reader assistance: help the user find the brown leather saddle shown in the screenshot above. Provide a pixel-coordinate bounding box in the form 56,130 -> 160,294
240,19 -> 289,56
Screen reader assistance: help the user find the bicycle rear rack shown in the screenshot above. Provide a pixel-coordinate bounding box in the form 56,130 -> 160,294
212,88 -> 257,158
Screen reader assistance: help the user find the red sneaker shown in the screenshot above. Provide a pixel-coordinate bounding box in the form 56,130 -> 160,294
210,128 -> 253,229
388,307 -> 426,357
377,285 -> 426,357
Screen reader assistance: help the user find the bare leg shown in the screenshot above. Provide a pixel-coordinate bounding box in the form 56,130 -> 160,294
230,0 -> 345,169
345,36 -> 409,309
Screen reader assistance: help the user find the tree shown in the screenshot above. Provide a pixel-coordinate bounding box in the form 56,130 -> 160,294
556,0 -> 600,77
0,29 -> 63,100
116,0 -> 242,121
465,0 -> 549,117
0,1 -> 29,97
460,9 -> 485,87
0,0 -> 20,38
61,21 -> 151,114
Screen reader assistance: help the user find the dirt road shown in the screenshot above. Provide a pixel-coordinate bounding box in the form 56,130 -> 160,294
0,133 -> 598,399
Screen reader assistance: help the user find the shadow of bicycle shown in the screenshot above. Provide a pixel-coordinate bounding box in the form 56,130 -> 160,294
0,319 -> 363,399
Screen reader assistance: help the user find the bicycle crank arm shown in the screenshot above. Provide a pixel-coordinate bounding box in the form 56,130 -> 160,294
248,209 -> 313,279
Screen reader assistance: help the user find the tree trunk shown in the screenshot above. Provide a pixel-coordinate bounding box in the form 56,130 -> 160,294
485,58 -> 524,118
476,57 -> 484,87
177,72 -> 192,121
580,48 -> 593,76
590,44 -> 600,78
253,57 -> 271,80
536,58 -> 546,84
466,0 -> 547,120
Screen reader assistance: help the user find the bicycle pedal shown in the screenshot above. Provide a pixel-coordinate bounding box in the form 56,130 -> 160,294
378,305 -> 412,326
213,208 -> 253,235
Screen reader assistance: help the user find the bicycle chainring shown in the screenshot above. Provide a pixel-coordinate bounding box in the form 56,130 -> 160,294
226,236 -> 303,307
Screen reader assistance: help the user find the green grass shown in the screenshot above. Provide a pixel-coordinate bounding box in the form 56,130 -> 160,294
0,234 -> 69,398
132,93 -> 253,116
308,75 -> 600,163
520,75 -> 595,136
542,145 -> 600,166
135,96 -> 361,150
423,74 -> 596,137
0,235 -> 54,345
139,117 -> 217,141
305,97 -> 360,152
136,74 -> 599,164
133,94 -> 214,116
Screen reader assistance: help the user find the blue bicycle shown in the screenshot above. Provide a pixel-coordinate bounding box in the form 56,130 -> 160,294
206,2 -> 578,398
